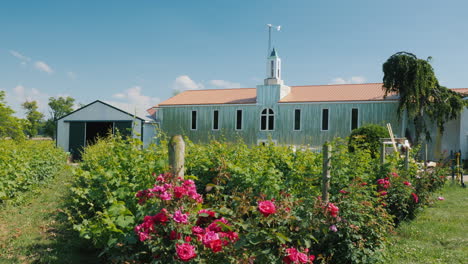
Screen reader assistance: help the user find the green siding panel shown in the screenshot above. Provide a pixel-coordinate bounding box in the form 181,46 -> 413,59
160,102 -> 401,147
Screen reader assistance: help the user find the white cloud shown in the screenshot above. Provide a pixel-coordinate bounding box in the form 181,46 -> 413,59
35,61 -> 54,74
329,77 -> 347,85
67,71 -> 77,79
9,50 -> 56,74
173,75 -> 204,92
350,76 -> 366,84
112,93 -> 126,99
9,50 -> 31,62
209,80 -> 241,89
329,76 -> 366,85
108,86 -> 160,118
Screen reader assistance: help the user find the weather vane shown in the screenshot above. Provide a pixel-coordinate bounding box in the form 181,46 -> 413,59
267,24 -> 281,56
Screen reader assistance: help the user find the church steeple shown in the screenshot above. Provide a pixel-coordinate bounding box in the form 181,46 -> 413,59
265,47 -> 283,85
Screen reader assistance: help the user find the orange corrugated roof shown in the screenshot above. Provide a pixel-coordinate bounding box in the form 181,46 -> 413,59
157,83 -> 466,106
281,83 -> 394,102
159,88 -> 257,106
452,88 -> 468,95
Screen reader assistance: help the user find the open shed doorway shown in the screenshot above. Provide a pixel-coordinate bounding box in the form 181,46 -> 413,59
68,120 -> 133,161
86,122 -> 113,145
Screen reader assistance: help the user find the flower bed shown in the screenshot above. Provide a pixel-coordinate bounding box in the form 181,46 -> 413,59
67,136 -> 447,263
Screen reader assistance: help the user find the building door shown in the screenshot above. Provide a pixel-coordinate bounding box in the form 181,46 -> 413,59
69,122 -> 85,160
114,121 -> 132,138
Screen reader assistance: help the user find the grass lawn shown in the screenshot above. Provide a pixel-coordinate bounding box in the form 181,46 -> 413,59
386,183 -> 468,264
0,167 -> 99,264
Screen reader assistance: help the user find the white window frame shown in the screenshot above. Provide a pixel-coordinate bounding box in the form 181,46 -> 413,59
190,110 -> 198,131
293,108 -> 302,131
235,109 -> 243,131
212,109 -> 220,131
321,108 -> 329,131
350,107 -> 359,131
260,108 -> 275,131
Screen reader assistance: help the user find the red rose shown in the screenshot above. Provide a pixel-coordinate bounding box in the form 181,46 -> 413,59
403,181 -> 411,186
411,193 -> 419,203
326,203 -> 339,218
258,200 -> 276,217
176,243 -> 196,262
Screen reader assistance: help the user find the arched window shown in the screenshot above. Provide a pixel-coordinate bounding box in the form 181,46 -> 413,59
261,108 -> 274,131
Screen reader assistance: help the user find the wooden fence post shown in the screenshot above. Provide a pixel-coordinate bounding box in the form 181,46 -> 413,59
404,147 -> 410,170
169,135 -> 185,179
322,142 -> 331,204
380,140 -> 386,165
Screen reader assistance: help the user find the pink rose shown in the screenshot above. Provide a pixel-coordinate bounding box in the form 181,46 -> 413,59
379,191 -> 388,196
411,193 -> 419,203
173,210 -> 189,224
176,243 -> 196,262
403,181 -> 411,186
297,252 -> 309,263
283,248 -> 299,263
202,231 -> 223,252
258,200 -> 276,217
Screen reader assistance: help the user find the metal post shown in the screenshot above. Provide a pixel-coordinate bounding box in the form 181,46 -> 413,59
322,142 -> 331,204
168,135 -> 185,179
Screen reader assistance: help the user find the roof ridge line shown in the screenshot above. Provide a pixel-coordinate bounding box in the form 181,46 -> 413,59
181,87 -> 255,92
292,82 -> 383,87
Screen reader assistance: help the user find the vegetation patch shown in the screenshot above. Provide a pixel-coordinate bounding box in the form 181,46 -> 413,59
385,184 -> 468,263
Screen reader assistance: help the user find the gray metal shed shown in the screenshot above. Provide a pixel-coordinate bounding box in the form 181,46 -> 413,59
56,100 -> 150,160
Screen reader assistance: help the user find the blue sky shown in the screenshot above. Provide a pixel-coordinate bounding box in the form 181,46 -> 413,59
1,0 -> 467,117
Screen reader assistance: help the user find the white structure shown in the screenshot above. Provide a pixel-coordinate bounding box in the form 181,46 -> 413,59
56,100 -> 157,160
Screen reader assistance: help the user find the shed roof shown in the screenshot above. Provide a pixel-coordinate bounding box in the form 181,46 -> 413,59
57,100 -> 145,121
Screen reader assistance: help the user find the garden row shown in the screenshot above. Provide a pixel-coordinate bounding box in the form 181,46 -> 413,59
0,140 -> 67,203
67,135 -> 447,263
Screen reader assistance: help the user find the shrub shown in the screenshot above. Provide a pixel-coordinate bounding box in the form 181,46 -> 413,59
67,135 -> 167,257
348,124 -> 389,158
0,139 -> 66,203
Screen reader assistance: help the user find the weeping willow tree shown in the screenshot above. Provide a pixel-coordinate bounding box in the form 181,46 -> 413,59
382,52 -> 466,143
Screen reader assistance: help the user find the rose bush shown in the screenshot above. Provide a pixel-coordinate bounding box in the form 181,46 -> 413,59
67,135 -> 449,263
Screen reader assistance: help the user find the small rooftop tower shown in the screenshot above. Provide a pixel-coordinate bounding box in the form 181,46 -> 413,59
265,47 -> 283,85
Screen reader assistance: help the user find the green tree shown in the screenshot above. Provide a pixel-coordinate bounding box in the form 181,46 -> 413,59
348,124 -> 390,158
382,52 -> 467,143
44,96 -> 75,139
22,100 -> 44,137
0,91 -> 25,140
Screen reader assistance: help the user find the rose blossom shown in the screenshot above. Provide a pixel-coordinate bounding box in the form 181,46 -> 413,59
202,231 -> 223,252
438,196 -> 445,201
173,210 -> 189,224
379,191 -> 388,196
411,192 -> 419,203
258,200 -> 276,216
326,203 -> 339,218
329,225 -> 338,232
283,247 -> 299,263
297,252 -> 309,263
403,181 -> 411,186
176,243 -> 196,262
